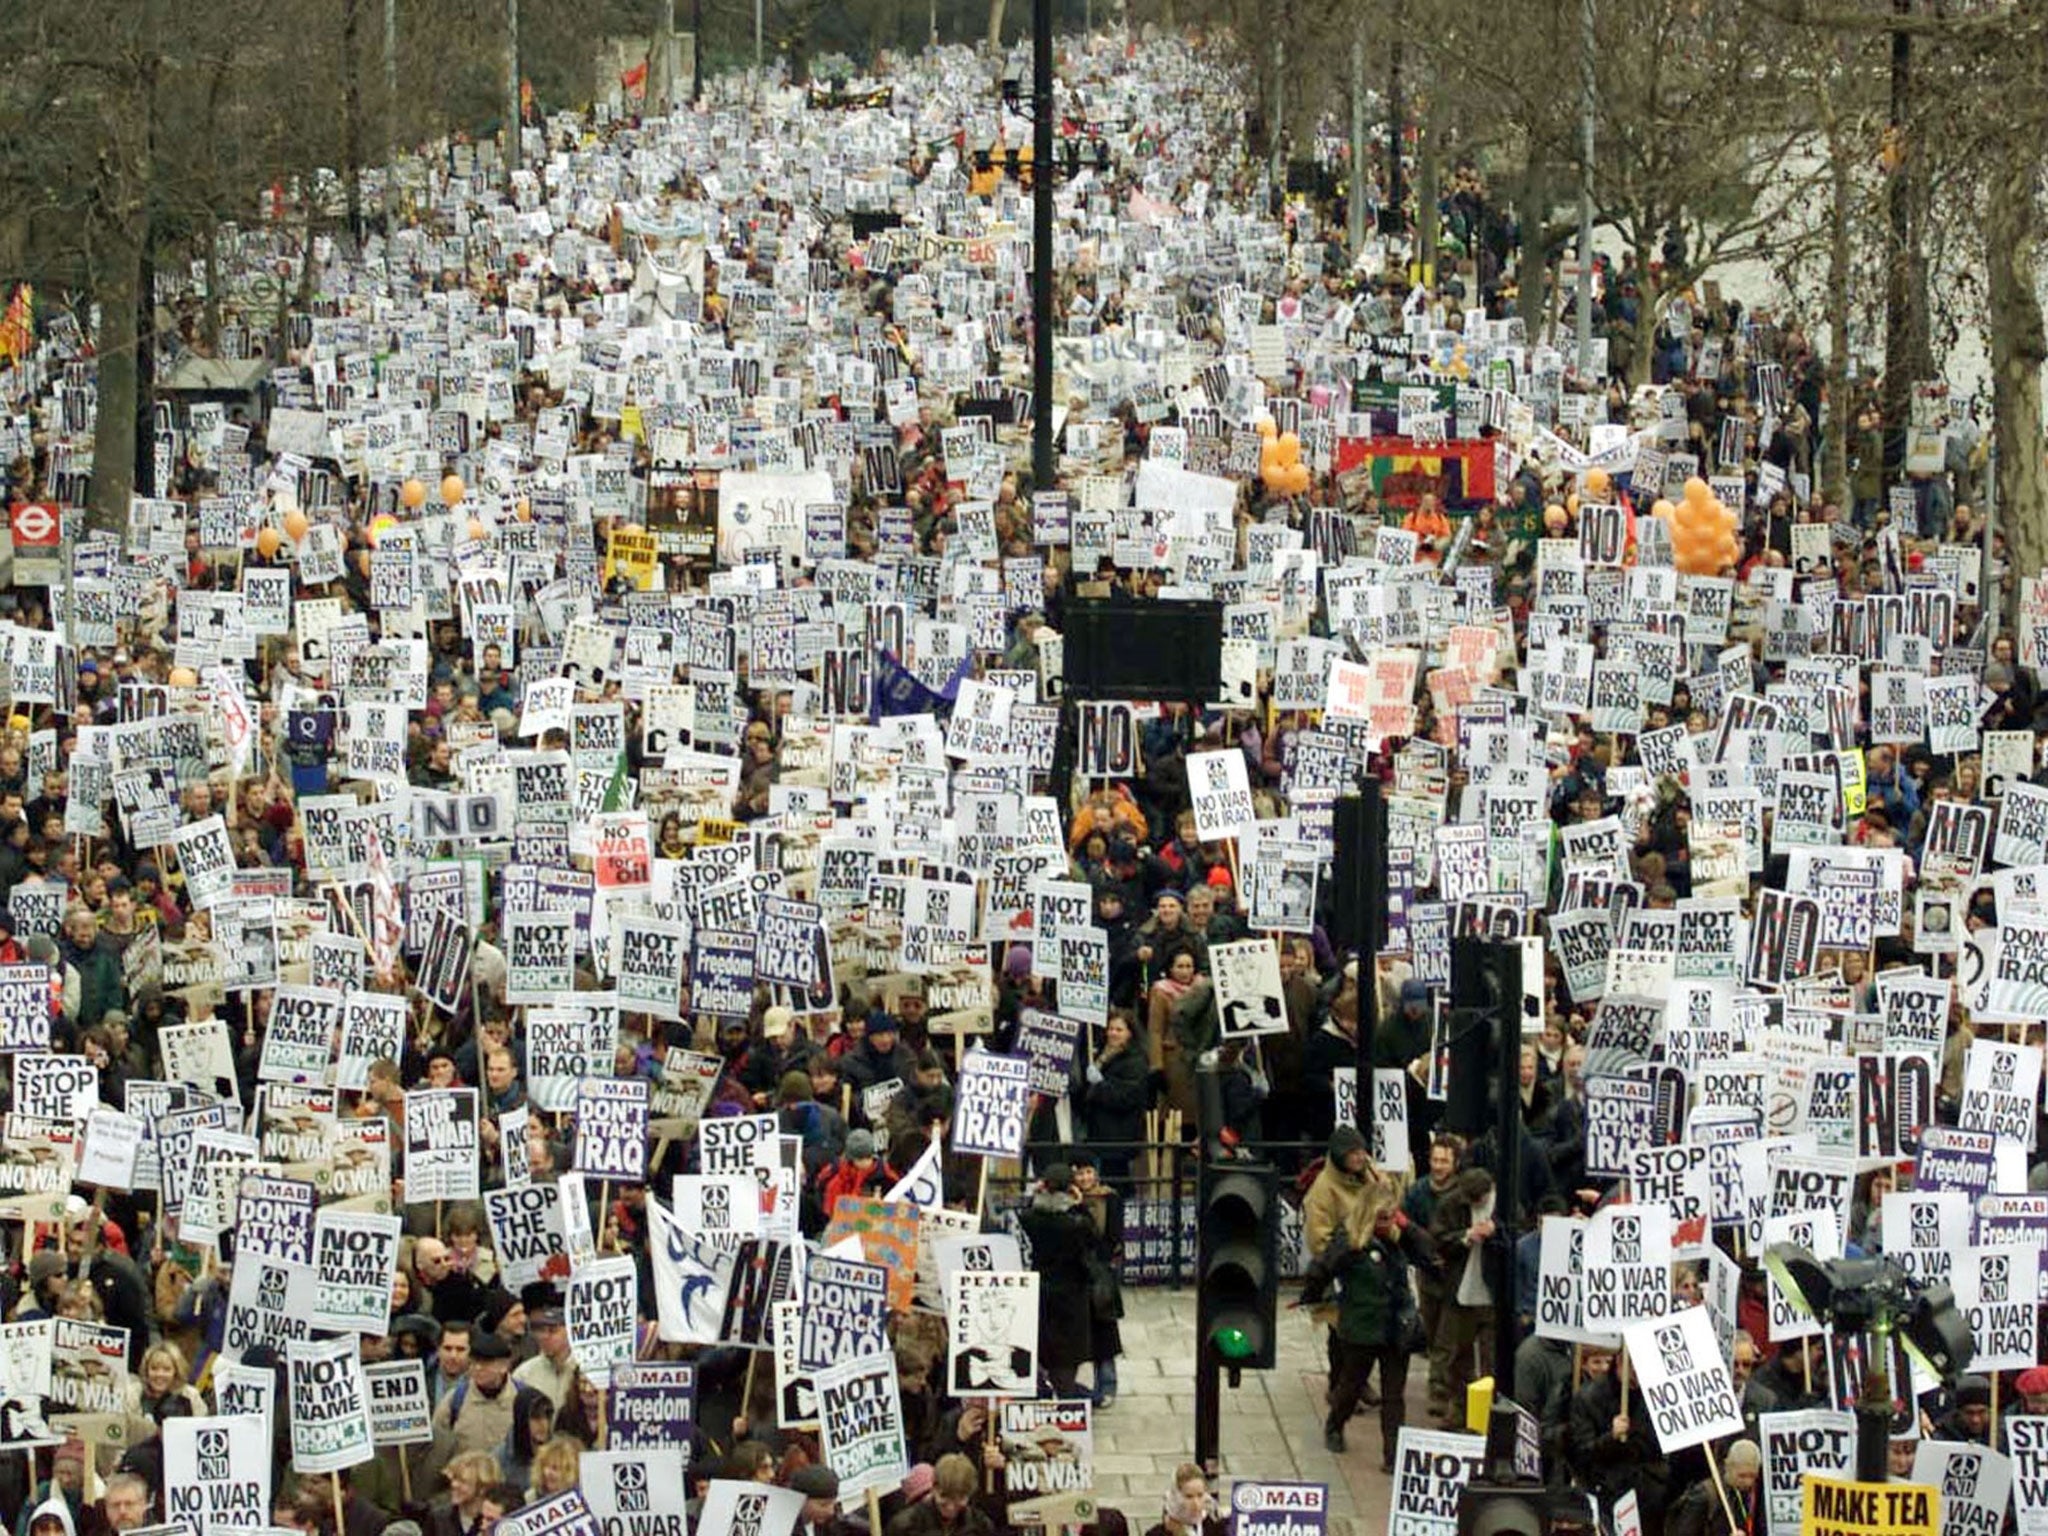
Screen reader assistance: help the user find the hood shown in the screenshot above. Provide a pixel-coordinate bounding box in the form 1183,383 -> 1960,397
29,1496 -> 75,1536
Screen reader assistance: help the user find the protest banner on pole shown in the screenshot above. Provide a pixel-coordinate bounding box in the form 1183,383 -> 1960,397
287,1334 -> 376,1473
815,1352 -> 909,1504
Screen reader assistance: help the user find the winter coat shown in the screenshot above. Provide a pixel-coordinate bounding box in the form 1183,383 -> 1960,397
1080,1040 -> 1151,1149
1333,1219 -> 1432,1348
1018,1192 -> 1096,1371
1303,1126 -> 1381,1256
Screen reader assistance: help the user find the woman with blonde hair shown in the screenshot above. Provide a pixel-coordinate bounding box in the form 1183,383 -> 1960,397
131,1341 -> 205,1424
528,1435 -> 583,1502
429,1449 -> 503,1536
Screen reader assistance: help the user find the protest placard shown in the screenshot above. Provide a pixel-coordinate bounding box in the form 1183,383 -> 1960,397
307,1210 -> 401,1334
287,1334 -> 375,1472
815,1352 -> 908,1504
951,1049 -> 1034,1159
567,1255 -> 641,1387
364,1360 -> 434,1447
946,1270 -> 1039,1396
1387,1427 -> 1486,1536
574,1078 -> 650,1181
1621,1306 -> 1744,1452
609,1361 -> 697,1450
163,1413 -> 271,1533
403,1087 -> 480,1201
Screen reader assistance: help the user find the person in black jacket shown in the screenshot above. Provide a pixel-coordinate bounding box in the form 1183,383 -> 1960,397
1325,1190 -> 1435,1470
1072,1153 -> 1125,1408
1017,1162 -> 1095,1396
1566,1346 -> 1668,1530
1098,886 -> 1145,1010
739,1007 -> 815,1108
1079,1016 -> 1151,1186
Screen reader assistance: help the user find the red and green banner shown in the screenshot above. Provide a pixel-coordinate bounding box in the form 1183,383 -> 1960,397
1334,436 -> 1496,510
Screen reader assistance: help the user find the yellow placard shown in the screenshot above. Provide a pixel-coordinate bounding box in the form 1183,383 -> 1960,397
606,528 -> 658,590
1801,1477 -> 1938,1536
620,404 -> 644,442
1843,748 -> 1868,817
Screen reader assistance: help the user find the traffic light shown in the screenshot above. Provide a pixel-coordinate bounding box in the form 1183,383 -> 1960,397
1196,1161 -> 1280,1373
1443,935 -> 1521,1137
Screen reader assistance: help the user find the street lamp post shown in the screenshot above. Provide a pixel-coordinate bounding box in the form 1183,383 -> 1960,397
1031,0 -> 1054,491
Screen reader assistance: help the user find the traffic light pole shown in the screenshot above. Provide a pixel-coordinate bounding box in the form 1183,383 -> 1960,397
1352,782 -> 1385,1153
1491,951 -> 1523,1392
1196,1328 -> 1222,1476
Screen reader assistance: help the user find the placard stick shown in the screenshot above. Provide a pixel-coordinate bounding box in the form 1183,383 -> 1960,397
1703,1444 -> 1742,1534
599,1181 -> 613,1250
331,1471 -> 346,1536
1993,1373 -> 2002,1447
1571,1344 -> 1583,1395
398,1445 -> 412,1505
866,1489 -> 883,1536
976,1157 -> 991,1219
740,1352 -> 760,1429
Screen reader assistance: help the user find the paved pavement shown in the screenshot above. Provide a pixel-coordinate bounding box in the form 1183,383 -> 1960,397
1091,1289 -> 1441,1536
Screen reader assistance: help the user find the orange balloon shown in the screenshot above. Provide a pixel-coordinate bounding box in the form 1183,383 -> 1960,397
283,508 -> 310,541
515,498 -> 532,522
168,666 -> 198,687
255,526 -> 282,558
1255,418 -> 1278,440
400,478 -> 427,509
440,475 -> 466,506
467,518 -> 488,541
1683,476 -> 1713,506
1585,468 -> 1612,497
1566,493 -> 1580,516
1277,431 -> 1300,459
1651,499 -> 1676,521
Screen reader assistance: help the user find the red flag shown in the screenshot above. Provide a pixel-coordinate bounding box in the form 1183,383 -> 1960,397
621,60 -> 648,99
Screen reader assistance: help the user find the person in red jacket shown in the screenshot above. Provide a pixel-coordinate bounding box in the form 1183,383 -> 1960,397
814,1129 -> 893,1229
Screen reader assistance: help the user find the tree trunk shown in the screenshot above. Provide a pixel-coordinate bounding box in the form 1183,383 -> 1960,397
1630,234 -> 1655,390
90,221 -> 142,535
1821,101 -> 1852,507
1986,163 -> 2046,633
988,0 -> 1006,51
203,212 -> 222,350
1417,88 -> 1441,286
344,0 -> 365,244
1514,161 -> 1550,334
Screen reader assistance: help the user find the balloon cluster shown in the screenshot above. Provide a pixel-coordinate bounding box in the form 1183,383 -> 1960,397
1654,477 -> 1738,576
1257,419 -> 1311,498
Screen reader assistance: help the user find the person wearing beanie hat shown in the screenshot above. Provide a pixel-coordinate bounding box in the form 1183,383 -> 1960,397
793,1465 -> 862,1536
778,1066 -> 849,1162
840,1011 -> 915,1094
811,1126 -> 891,1236
1939,1374 -> 1995,1444
2020,1366 -> 2048,1415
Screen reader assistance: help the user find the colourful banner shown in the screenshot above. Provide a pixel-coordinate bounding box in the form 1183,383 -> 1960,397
1334,436 -> 1496,510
